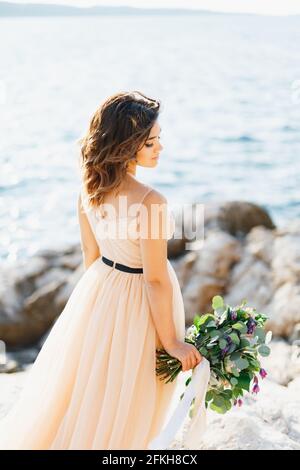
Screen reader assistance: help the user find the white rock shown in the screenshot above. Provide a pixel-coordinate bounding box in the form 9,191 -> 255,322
265,283 -> 300,337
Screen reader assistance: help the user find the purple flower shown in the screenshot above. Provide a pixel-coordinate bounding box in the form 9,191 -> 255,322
247,318 -> 257,335
221,345 -> 230,358
230,309 -> 238,321
234,399 -> 243,407
259,368 -> 267,379
252,383 -> 260,394
253,375 -> 259,384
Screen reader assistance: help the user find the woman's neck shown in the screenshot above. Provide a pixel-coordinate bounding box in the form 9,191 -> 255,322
126,169 -> 137,178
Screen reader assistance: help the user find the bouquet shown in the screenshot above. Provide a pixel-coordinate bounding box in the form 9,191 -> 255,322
155,295 -> 271,415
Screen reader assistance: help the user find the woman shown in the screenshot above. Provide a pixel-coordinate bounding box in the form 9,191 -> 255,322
0,91 -> 201,450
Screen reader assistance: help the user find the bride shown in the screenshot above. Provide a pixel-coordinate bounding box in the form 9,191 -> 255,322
0,90 -> 202,450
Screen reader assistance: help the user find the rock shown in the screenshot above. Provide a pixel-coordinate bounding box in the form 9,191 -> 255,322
0,248 -> 80,348
170,252 -> 198,289
60,251 -> 82,271
246,226 -> 275,264
168,238 -> 187,259
259,339 -> 300,386
0,359 -> 21,374
183,275 -> 225,324
181,231 -> 241,322
6,347 -> 39,369
192,231 -> 242,279
33,243 -> 79,260
169,199 -> 274,259
204,201 -> 276,237
0,280 -> 67,348
54,265 -> 84,311
290,323 -> 300,344
265,283 -> 300,338
276,219 -> 300,237
224,253 -> 273,312
8,257 -> 49,290
272,234 -> 300,288
34,268 -> 70,291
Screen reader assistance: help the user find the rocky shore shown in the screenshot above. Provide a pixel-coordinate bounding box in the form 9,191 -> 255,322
0,200 -> 299,449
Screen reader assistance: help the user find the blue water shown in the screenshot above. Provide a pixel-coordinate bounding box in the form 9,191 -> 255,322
0,14 -> 300,263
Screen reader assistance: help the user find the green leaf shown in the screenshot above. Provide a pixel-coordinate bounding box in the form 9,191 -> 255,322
199,347 -> 208,356
258,344 -> 271,357
209,329 -> 220,338
230,377 -> 238,386
225,400 -> 232,411
229,332 -> 240,345
210,356 -> 220,365
240,338 -> 250,348
232,388 -> 243,398
230,352 -> 241,361
219,339 -> 227,350
253,326 -> 266,342
222,389 -> 233,399
210,402 -> 227,414
198,314 -> 215,327
193,314 -> 202,328
206,390 -> 213,402
248,357 -> 260,369
237,373 -> 251,391
235,357 -> 249,371
228,343 -> 237,354
213,396 -> 226,407
212,295 -> 224,310
232,322 -> 248,334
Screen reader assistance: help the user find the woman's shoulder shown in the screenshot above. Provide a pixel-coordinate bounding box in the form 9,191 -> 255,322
142,187 -> 167,206
129,177 -> 166,205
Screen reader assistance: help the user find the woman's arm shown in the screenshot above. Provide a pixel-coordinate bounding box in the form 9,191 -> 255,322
139,189 -> 178,350
140,189 -> 202,372
77,193 -> 101,270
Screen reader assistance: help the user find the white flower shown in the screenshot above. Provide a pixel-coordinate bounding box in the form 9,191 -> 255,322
186,324 -> 197,339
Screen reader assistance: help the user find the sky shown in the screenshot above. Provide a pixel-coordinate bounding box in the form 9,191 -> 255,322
7,0 -> 300,16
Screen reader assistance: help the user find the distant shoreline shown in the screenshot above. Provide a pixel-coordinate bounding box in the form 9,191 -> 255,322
0,1 -> 218,17
0,1 -> 287,18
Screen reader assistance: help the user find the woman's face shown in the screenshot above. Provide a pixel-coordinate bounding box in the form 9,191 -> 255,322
136,120 -> 163,168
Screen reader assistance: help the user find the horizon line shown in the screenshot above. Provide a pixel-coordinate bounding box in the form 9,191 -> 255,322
0,1 -> 299,17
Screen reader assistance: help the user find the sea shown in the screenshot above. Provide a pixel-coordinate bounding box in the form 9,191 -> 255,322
0,13 -> 300,263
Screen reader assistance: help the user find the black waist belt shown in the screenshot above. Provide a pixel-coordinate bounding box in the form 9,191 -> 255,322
101,256 -> 143,274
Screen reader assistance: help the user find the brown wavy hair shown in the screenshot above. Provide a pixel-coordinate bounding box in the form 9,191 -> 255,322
78,91 -> 160,209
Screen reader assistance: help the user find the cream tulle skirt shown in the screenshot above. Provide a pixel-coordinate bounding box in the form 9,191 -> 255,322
0,257 -> 186,450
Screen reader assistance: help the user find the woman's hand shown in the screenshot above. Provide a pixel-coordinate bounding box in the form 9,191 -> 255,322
164,339 -> 202,372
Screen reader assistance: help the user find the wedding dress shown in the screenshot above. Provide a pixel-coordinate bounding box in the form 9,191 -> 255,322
0,180 -> 194,450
